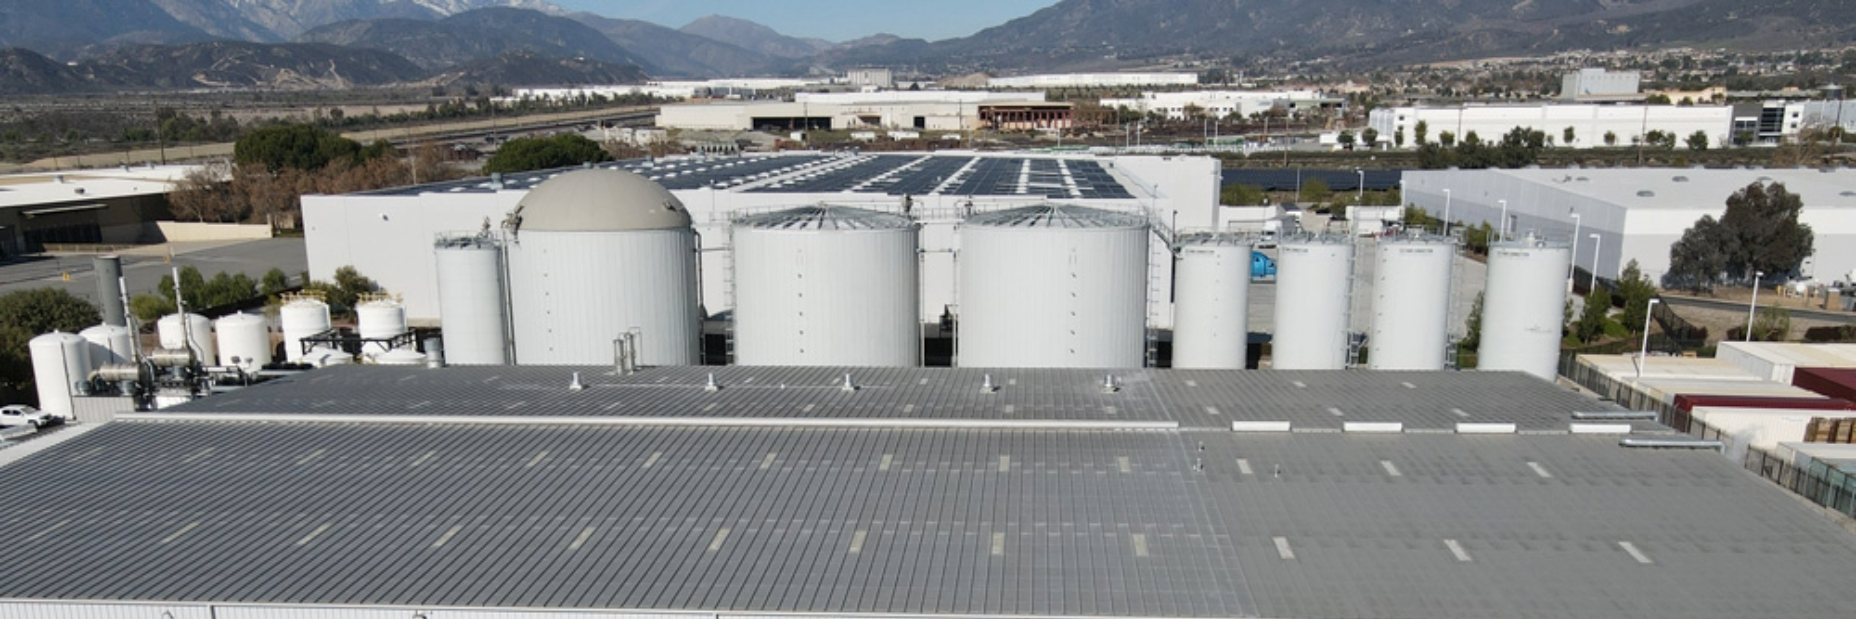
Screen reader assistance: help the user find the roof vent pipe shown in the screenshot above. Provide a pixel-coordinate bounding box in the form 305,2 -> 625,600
1101,374 -> 1120,394
491,172 -> 505,190
840,373 -> 858,393
1619,436 -> 1725,451
980,374 -> 997,393
569,372 -> 585,391
704,373 -> 721,392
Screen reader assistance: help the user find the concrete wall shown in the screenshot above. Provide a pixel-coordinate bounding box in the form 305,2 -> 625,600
1369,105 -> 1731,149
156,222 -> 273,242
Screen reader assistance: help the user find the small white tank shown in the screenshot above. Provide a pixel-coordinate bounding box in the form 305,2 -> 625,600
29,332 -> 91,419
214,313 -> 272,371
280,298 -> 332,362
356,297 -> 408,356
157,313 -> 215,364
373,349 -> 429,366
79,324 -> 135,366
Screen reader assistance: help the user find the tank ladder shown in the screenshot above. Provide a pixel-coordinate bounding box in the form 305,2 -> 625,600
1443,238 -> 1465,370
1343,236 -> 1366,368
1144,214 -> 1178,369
723,223 -> 737,365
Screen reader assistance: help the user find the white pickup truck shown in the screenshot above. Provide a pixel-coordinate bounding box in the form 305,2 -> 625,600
0,405 -> 56,429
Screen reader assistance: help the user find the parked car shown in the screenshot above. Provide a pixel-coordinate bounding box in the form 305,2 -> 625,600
0,405 -> 55,428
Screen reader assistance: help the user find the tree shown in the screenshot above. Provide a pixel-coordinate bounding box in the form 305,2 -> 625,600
261,268 -> 291,296
1460,291 -> 1485,351
1413,121 -> 1429,146
1361,127 -> 1379,148
1616,260 -> 1657,334
1220,184 -> 1266,205
1753,307 -> 1792,342
1685,130 -> 1710,151
1338,130 -> 1356,149
1299,177 -> 1331,203
1665,215 -> 1731,292
1718,182 -> 1813,281
1393,129 -> 1406,149
483,134 -> 613,174
1604,131 -> 1618,146
0,289 -> 102,405
1574,286 -> 1613,343
234,124 -> 368,172
1562,126 -> 1576,146
1439,131 -> 1456,147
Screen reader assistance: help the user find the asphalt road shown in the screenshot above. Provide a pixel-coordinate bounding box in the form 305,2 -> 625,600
1662,294 -> 1856,324
0,238 -> 308,309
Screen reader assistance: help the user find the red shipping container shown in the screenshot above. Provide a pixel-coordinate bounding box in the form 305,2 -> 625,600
1667,394 -> 1856,433
1672,393 -> 1856,413
1792,368 -> 1856,403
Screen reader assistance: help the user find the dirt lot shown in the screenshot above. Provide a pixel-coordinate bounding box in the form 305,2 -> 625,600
1664,285 -> 1854,343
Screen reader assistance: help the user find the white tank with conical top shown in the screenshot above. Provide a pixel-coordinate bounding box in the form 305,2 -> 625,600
1171,232 -> 1252,370
731,205 -> 921,367
280,296 -> 332,363
1272,235 -> 1354,370
1479,234 -> 1572,382
215,313 -> 272,371
79,324 -> 134,366
957,204 -> 1149,369
1368,236 -> 1455,370
157,313 -> 215,364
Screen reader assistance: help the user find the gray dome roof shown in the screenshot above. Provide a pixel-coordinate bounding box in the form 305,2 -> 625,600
515,169 -> 690,232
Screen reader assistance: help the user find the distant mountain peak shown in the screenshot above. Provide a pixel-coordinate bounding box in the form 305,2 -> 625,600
681,14 -> 835,59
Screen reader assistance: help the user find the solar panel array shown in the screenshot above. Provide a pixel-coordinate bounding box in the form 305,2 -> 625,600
626,155 -> 830,190
745,155 -> 919,193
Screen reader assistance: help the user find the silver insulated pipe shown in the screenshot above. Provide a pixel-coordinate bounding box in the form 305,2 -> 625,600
94,255 -> 126,327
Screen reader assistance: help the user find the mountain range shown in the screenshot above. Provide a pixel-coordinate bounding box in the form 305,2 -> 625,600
5,0 -> 1856,94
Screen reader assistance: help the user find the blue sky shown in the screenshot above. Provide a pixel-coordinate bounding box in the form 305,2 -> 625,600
553,0 -> 1062,42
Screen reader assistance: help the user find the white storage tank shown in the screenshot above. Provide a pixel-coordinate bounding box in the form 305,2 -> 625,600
505,169 -> 701,366
280,296 -> 333,363
374,349 -> 429,366
1368,236 -> 1455,370
957,204 -> 1149,369
215,313 -> 272,371
1479,234 -> 1572,382
1171,232 -> 1251,370
79,324 -> 134,366
302,348 -> 355,368
156,313 -> 215,364
1272,236 -> 1354,370
732,206 -> 921,367
29,332 -> 91,419
356,296 -> 408,356
434,234 -> 510,365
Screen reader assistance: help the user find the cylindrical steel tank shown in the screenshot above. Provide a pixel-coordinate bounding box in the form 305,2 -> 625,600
214,313 -> 272,371
356,297 -> 408,356
280,297 -> 333,362
1479,234 -> 1572,382
93,255 -> 125,327
1272,236 -> 1354,370
79,324 -> 134,366
156,313 -> 215,364
1368,236 -> 1455,370
506,169 -> 701,366
957,204 -> 1149,369
732,206 -> 920,367
1171,232 -> 1251,370
29,332 -> 90,419
434,234 -> 510,365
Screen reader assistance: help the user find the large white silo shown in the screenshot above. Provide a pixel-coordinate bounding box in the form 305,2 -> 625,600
215,313 -> 272,371
29,332 -> 91,419
1368,237 -> 1455,370
157,313 -> 215,364
79,324 -> 134,366
1479,235 -> 1572,382
356,297 -> 408,355
434,234 -> 510,365
732,206 -> 921,367
1171,232 -> 1251,370
280,297 -> 332,363
1272,237 -> 1354,370
957,204 -> 1149,369
505,169 -> 701,366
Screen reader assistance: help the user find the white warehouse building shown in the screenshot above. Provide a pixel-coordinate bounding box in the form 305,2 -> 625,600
987,73 -> 1199,89
657,91 -> 1062,131
1403,167 -> 1856,286
1368,104 -> 1732,149
1101,90 -> 1345,120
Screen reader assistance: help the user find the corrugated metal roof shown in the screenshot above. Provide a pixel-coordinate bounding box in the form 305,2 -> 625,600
2,424 -> 1853,618
1172,231 -> 1254,248
156,365 -> 1649,433
965,204 -> 1148,229
732,206 -> 914,231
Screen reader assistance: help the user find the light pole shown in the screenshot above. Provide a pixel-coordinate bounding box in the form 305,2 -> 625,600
1568,211 -> 1582,291
1356,169 -> 1365,202
1442,188 -> 1452,236
1497,199 -> 1509,242
1637,298 -> 1661,379
1746,270 -> 1766,341
1588,233 -> 1602,292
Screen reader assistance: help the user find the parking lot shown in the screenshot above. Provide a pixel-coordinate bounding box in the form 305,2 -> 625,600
0,238 -> 308,307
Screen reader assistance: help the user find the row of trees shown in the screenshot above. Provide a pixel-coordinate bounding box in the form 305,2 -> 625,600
168,125 -> 463,225
127,267 -> 292,322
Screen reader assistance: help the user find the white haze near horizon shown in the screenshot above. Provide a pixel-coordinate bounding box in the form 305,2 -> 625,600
552,0 -> 1061,42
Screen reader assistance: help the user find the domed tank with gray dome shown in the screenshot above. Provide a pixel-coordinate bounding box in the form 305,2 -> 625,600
731,205 -> 920,367
504,168 -> 701,366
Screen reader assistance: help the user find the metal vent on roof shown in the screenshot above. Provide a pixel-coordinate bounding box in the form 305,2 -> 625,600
1637,190 -> 1655,197
1575,176 -> 1589,182
1841,191 -> 1856,197
1672,176 -> 1689,182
